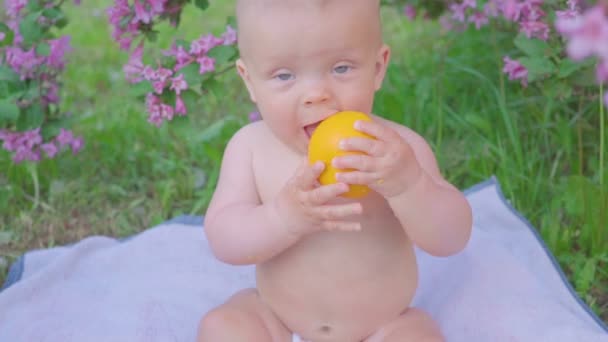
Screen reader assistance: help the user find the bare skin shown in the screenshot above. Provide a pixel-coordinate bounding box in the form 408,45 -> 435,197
197,1 -> 472,341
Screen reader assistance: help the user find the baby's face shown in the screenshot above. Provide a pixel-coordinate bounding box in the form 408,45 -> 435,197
236,0 -> 390,154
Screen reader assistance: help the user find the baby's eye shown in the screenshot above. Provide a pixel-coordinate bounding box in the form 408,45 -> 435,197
275,72 -> 294,81
333,65 -> 351,74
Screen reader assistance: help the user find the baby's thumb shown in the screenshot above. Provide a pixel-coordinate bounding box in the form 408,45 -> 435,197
293,160 -> 324,190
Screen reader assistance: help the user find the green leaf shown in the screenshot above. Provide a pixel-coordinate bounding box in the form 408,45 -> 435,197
226,16 -> 237,30
0,99 -> 20,125
174,39 -> 190,49
514,33 -> 550,58
144,30 -> 159,43
178,63 -> 203,87
40,117 -> 70,140
193,0 -> 209,11
42,7 -> 64,20
575,258 -> 596,295
0,231 -> 13,245
542,81 -> 572,101
180,89 -> 199,113
19,12 -> 44,47
16,102 -> 44,131
0,23 -> 15,47
557,58 -> 583,78
0,65 -> 20,83
36,42 -> 51,56
129,81 -> 154,98
202,77 -> 223,99
55,17 -> 69,29
208,45 -> 237,65
26,0 -> 43,12
195,118 -> 231,143
519,57 -> 556,82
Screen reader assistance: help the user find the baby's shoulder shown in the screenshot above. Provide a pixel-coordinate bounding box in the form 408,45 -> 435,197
227,120 -> 271,149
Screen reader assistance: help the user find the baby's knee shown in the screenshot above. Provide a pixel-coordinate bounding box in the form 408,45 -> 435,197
197,306 -> 270,342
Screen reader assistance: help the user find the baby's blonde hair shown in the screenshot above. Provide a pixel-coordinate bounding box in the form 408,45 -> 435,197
235,0 -> 382,55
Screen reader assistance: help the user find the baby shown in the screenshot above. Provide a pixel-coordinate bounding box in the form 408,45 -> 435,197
197,0 -> 473,341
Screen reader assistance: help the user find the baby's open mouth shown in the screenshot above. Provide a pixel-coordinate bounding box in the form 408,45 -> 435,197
304,122 -> 321,138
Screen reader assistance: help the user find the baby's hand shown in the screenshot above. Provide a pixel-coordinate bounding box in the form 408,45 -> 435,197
333,119 -> 422,198
273,161 -> 363,237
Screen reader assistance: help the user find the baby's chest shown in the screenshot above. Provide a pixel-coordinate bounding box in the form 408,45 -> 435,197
252,149 -> 302,202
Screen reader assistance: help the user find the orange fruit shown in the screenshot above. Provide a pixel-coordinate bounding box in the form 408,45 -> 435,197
308,111 -> 374,198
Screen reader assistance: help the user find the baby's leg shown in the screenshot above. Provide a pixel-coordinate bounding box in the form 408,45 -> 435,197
197,288 -> 292,342
364,308 -> 444,342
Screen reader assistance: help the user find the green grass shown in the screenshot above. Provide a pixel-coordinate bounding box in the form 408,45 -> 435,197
1,0 -> 606,323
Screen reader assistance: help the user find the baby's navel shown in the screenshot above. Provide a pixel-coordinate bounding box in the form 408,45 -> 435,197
319,325 -> 332,334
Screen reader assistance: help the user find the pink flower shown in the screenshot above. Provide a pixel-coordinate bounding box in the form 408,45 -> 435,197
440,14 -> 455,31
520,20 -> 550,40
403,5 -> 417,20
450,3 -> 467,22
41,143 -> 58,158
170,74 -> 188,95
503,56 -> 528,86
484,0 -> 500,17
468,11 -> 489,29
555,6 -> 608,61
147,0 -> 166,14
43,81 -> 60,105
222,26 -> 237,45
133,0 -> 152,24
0,32 -> 5,41
197,56 -> 215,74
462,0 -> 477,10
501,0 -> 522,22
153,81 -> 165,94
190,34 -> 223,55
142,66 -> 157,81
56,128 -> 74,148
556,9 -> 578,20
248,111 -> 261,122
174,46 -> 192,70
597,60 -> 608,83
567,0 -> 579,11
156,67 -> 173,82
5,0 -> 27,18
70,137 -> 84,154
47,36 -> 72,70
175,95 -> 187,115
123,44 -> 145,83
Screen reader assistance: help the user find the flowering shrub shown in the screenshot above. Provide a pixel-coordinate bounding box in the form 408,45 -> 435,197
1,0 -> 606,166
436,0 -> 607,104
106,0 -> 238,126
0,0 -> 83,164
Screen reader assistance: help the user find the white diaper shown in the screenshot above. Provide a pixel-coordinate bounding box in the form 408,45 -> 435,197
292,334 -> 309,342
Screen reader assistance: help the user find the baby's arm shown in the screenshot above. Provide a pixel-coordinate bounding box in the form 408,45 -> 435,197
204,124 -> 361,265
387,122 -> 472,257
204,125 -> 299,265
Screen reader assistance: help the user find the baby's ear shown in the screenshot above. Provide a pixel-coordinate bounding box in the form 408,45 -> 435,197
236,59 -> 257,103
374,44 -> 391,91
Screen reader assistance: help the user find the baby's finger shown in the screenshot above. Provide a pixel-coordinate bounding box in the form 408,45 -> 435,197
340,137 -> 384,157
306,182 -> 349,205
311,202 -> 363,220
332,154 -> 376,172
354,119 -> 398,142
335,171 -> 378,186
321,220 -> 362,232
293,161 -> 325,190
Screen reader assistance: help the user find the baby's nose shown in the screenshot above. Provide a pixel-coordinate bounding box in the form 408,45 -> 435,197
303,83 -> 331,106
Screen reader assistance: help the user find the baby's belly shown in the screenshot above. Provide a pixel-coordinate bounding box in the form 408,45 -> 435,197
256,222 -> 418,342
